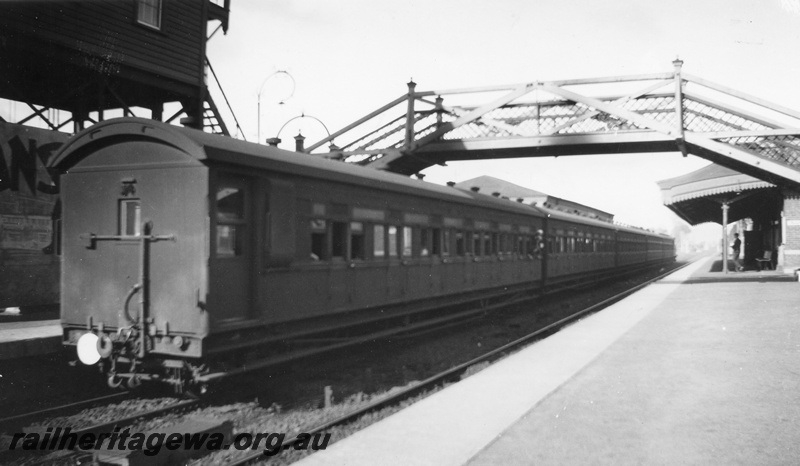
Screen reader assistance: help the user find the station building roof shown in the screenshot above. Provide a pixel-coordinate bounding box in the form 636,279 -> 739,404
455,175 -> 615,223
658,164 -> 779,225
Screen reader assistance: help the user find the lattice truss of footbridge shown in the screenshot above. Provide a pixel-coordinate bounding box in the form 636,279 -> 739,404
305,60 -> 800,187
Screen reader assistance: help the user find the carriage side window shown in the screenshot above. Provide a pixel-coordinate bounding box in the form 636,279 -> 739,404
332,221 -> 347,259
217,187 -> 244,220
420,228 -> 430,257
217,225 -> 240,256
442,230 -> 451,256
374,225 -> 385,257
350,222 -> 365,260
216,187 -> 245,257
388,226 -> 398,257
474,232 -> 482,256
310,219 -> 327,260
430,228 -> 440,256
402,226 -> 412,257
456,231 -> 465,256
119,200 -> 141,236
484,233 -> 492,256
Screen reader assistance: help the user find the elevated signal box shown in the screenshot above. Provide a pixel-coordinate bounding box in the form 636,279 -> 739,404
0,0 -> 230,133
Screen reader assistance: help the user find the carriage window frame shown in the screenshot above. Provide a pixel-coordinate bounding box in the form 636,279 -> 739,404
331,221 -> 347,259
433,228 -> 443,256
215,184 -> 247,258
119,199 -> 141,237
455,231 -> 466,256
388,226 -> 399,257
373,224 -> 386,258
310,219 -> 327,261
402,226 -> 412,257
350,222 -> 365,260
420,228 -> 431,257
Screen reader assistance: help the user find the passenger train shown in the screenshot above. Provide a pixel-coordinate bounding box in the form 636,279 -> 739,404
52,118 -> 674,391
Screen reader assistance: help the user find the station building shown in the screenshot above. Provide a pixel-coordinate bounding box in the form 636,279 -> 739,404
455,176 -> 615,223
658,164 -> 795,271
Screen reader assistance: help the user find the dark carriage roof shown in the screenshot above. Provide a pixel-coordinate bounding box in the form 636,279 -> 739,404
52,118 -> 667,238
52,118 -> 545,216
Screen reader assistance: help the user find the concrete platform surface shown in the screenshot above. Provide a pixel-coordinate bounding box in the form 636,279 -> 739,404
0,319 -> 61,360
469,257 -> 800,465
295,258 -> 739,465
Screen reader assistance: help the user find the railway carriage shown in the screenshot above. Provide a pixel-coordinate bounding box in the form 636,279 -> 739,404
53,118 -> 674,391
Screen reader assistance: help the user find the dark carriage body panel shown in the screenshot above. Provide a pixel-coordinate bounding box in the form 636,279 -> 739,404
60,137 -> 209,357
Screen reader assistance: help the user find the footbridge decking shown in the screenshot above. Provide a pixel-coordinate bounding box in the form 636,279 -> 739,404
306,60 -> 800,187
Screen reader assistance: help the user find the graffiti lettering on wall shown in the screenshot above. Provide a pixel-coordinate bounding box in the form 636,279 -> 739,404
0,123 -> 69,196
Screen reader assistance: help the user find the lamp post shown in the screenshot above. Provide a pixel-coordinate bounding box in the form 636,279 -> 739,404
256,70 -> 296,143
276,113 -> 333,153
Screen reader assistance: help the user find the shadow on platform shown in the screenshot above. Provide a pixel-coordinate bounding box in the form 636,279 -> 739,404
656,260 -> 796,285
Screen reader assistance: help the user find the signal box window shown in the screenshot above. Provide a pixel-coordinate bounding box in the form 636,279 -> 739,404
119,200 -> 141,236
374,225 -> 385,258
310,219 -> 327,260
137,0 -> 162,29
351,222 -> 365,260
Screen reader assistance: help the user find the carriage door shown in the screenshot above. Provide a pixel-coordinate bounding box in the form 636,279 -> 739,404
210,174 -> 253,322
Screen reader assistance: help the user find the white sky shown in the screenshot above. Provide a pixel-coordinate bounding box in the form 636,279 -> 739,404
205,0 -> 800,234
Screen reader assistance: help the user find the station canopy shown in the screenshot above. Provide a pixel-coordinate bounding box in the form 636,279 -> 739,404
658,164 -> 781,225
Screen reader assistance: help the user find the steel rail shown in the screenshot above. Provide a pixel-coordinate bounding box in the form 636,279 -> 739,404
5,392 -> 200,466
0,391 -> 132,433
222,258 -> 696,465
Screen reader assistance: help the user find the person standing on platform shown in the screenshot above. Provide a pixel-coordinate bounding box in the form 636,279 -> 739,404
732,233 -> 743,272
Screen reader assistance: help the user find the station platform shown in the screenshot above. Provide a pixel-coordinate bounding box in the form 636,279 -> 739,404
0,319 -> 61,360
295,256 -> 800,465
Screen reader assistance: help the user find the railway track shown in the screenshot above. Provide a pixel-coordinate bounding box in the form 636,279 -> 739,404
0,259 -> 692,465
214,258 -> 695,465
0,395 -> 199,465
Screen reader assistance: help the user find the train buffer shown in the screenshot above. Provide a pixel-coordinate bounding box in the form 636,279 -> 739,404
295,256 -> 800,465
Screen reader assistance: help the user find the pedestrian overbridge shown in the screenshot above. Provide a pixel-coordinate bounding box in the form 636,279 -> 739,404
305,60 -> 800,188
